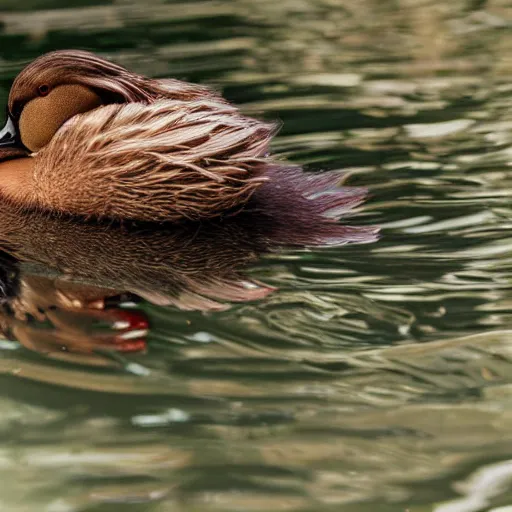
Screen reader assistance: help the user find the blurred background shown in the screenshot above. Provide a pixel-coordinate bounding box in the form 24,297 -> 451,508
2,0 -> 512,511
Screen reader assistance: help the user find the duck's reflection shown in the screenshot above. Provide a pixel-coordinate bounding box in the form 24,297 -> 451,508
0,186 -> 375,361
0,208 -> 268,360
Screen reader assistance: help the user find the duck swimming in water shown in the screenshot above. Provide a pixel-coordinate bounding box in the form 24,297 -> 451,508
0,49 -> 377,245
0,50 -> 379,360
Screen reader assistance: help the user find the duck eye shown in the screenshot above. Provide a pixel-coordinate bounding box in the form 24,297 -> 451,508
37,84 -> 50,97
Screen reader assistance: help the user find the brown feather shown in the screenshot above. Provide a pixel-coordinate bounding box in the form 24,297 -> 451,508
33,99 -> 276,221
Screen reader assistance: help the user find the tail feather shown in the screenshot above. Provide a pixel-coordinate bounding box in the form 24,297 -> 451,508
245,165 -> 379,248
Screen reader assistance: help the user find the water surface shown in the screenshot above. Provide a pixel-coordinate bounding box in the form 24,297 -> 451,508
1,0 -> 512,510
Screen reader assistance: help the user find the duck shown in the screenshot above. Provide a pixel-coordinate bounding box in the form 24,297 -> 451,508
0,49 -> 378,242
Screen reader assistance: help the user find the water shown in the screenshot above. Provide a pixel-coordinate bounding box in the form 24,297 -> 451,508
1,0 -> 512,510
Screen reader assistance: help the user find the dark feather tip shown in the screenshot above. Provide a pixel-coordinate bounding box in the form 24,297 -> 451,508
246,165 -> 379,248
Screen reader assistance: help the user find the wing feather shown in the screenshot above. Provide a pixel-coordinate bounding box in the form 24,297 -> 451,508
33,98 -> 277,222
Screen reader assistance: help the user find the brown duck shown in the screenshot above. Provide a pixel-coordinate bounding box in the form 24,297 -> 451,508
0,49 -> 377,245
0,50 -> 378,361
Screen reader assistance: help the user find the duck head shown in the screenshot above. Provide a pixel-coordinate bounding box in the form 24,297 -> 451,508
0,50 -> 212,156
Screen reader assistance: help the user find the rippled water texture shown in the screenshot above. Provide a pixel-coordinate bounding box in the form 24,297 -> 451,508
2,0 -> 512,510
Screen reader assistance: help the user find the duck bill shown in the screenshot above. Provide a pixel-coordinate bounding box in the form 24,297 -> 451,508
0,115 -> 17,147
0,114 -> 28,162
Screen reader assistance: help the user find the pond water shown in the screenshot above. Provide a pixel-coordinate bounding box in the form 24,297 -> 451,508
1,0 -> 512,510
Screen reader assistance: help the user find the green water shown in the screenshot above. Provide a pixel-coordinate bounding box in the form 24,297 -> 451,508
1,0 -> 512,510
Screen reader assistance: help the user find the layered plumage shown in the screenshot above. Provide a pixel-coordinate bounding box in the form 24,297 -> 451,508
35,99 -> 275,221
0,49 -> 377,246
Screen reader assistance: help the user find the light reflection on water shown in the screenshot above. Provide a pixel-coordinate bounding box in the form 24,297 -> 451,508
1,0 -> 512,510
